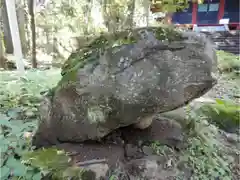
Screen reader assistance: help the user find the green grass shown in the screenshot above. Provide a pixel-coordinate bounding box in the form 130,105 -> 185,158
0,68 -> 80,180
198,99 -> 240,133
217,51 -> 240,77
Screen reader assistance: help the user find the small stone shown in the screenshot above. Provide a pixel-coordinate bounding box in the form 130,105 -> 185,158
224,132 -> 240,144
152,117 -> 184,148
142,146 -> 155,156
24,110 -> 35,117
177,161 -> 193,179
83,163 -> 109,180
133,115 -> 153,130
125,157 -> 178,180
125,144 -> 143,159
166,159 -> 173,168
23,132 -> 33,139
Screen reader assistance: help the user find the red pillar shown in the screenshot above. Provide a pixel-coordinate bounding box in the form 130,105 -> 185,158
218,0 -> 225,21
192,2 -> 198,24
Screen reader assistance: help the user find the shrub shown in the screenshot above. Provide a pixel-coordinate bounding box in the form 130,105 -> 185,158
217,51 -> 240,76
198,99 -> 240,133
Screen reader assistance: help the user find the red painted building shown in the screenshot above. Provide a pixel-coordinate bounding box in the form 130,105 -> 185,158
169,0 -> 239,30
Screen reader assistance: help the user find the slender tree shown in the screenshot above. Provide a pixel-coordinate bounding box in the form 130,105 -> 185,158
4,0 -> 25,72
2,0 -> 13,54
124,0 -> 136,29
28,0 -> 37,68
0,28 -> 6,69
0,0 -> 5,69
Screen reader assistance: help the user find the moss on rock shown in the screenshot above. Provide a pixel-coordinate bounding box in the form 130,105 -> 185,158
55,26 -> 182,93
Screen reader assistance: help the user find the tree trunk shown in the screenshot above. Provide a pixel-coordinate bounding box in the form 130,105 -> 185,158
82,0 -> 93,35
5,0 -> 25,72
124,0 -> 136,29
133,0 -> 151,27
23,0 -> 31,56
143,0 -> 150,26
102,0 -> 110,32
0,1 -> 6,69
17,5 -> 28,56
164,13 -> 173,25
101,0 -> 119,33
28,0 -> 37,68
0,30 -> 6,69
2,0 -> 13,54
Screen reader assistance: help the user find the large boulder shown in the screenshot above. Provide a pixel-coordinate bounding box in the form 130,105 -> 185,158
32,26 -> 217,148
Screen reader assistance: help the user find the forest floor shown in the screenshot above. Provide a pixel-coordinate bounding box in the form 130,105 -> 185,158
0,67 -> 239,180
